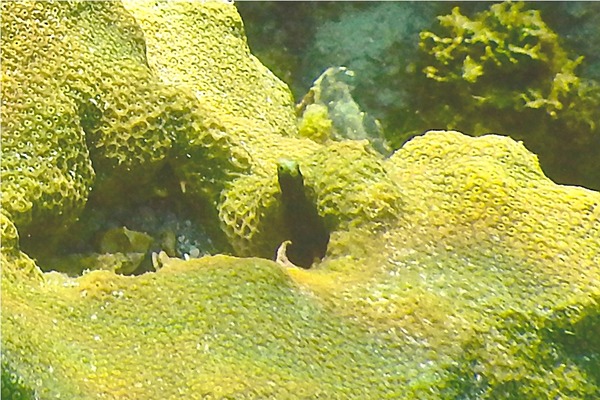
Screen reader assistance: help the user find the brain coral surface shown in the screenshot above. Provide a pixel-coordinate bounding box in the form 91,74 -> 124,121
1,0 -> 599,399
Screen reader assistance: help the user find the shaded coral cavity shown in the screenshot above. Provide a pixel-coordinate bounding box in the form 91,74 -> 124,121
31,193 -> 224,276
277,159 -> 329,268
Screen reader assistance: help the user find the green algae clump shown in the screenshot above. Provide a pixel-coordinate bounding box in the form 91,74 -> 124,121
420,3 -> 582,114
403,1 -> 600,189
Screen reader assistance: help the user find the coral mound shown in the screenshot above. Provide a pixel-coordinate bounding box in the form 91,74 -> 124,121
4,128 -> 600,398
1,0 -> 598,397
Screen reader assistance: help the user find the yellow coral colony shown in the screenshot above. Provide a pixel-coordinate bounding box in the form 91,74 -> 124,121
1,1 -> 599,398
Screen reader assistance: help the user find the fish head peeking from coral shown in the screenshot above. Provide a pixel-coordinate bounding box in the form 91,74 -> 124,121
276,159 -> 329,268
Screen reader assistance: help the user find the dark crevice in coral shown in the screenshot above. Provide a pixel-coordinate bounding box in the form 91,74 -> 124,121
21,163 -> 230,276
276,159 -> 329,268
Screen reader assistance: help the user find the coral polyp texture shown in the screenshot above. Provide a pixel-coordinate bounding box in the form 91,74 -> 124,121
1,0 -> 599,398
218,140 -> 403,260
4,129 -> 599,398
1,0 -> 251,250
121,0 -> 297,138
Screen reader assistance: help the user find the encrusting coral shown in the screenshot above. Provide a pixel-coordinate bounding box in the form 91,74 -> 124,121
1,1 -> 599,398
1,0 -> 251,259
3,129 -> 599,398
217,139 -> 403,260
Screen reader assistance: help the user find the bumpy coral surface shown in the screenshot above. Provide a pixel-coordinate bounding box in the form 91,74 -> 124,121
2,0 -> 599,398
122,0 -> 297,139
4,129 -> 600,398
1,0 -> 258,256
120,0 -> 312,203
218,140 -> 402,259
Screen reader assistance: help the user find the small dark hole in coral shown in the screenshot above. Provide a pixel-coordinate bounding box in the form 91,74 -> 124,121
285,226 -> 329,269
21,163 -> 230,277
277,161 -> 329,268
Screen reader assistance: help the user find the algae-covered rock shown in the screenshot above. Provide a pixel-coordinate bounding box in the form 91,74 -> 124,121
44,252 -> 146,277
98,227 -> 153,254
297,66 -> 390,155
43,225 -> 155,276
